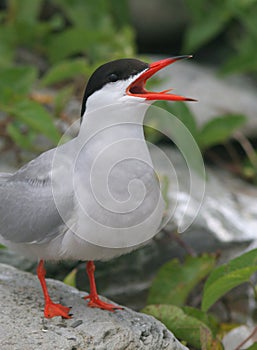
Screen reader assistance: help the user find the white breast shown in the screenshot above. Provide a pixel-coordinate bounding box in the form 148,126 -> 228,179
70,121 -> 165,252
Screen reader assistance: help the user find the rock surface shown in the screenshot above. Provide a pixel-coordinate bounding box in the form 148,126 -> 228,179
0,263 -> 188,350
151,146 -> 257,243
222,325 -> 257,349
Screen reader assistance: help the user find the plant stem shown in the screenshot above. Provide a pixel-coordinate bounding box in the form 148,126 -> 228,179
234,131 -> 257,172
164,229 -> 196,256
233,325 -> 257,350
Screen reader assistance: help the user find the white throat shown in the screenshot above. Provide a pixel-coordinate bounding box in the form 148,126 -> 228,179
76,102 -> 152,173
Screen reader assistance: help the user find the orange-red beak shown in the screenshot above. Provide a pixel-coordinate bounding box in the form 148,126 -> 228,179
126,56 -> 196,102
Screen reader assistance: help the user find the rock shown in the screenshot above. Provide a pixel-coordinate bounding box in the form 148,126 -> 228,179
222,325 -> 257,349
0,232 -> 248,313
151,146 -> 257,243
0,151 -> 17,173
0,263 -> 188,350
0,249 -> 35,272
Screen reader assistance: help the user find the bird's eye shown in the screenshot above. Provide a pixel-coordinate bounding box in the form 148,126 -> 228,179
108,73 -> 118,82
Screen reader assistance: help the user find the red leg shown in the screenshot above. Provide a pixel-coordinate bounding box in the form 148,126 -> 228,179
37,260 -> 71,319
84,260 -> 123,311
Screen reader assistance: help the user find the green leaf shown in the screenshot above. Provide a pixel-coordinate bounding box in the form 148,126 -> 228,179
7,99 -> 61,144
46,27 -> 98,62
53,0 -> 110,29
53,86 -> 74,117
0,66 -> 37,100
202,249 -> 257,312
199,114 -> 247,149
155,101 -> 199,140
147,101 -> 199,146
183,7 -> 229,52
245,343 -> 257,350
0,36 -> 15,66
6,123 -> 36,151
42,59 -> 91,86
144,125 -> 164,144
63,268 -> 77,287
182,306 -> 219,336
142,304 -> 215,349
147,254 -> 216,306
0,0 -> 136,69
108,0 -> 131,27
11,0 -> 43,23
221,42 -> 257,74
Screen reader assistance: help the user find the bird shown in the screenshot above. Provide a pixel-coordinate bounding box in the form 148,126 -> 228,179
0,56 -> 195,319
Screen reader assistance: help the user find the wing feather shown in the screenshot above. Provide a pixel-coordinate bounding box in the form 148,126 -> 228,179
0,147 -> 74,244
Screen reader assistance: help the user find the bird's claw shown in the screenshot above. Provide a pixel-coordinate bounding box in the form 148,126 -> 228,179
84,295 -> 123,311
44,301 -> 72,319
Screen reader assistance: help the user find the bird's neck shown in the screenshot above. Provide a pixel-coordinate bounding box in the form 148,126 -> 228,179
79,102 -> 149,135
78,102 -> 148,145
75,102 -> 152,168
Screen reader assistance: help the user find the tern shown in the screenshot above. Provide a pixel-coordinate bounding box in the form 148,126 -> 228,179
0,56 -> 195,318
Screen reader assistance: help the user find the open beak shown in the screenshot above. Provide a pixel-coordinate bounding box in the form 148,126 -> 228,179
126,55 -> 196,102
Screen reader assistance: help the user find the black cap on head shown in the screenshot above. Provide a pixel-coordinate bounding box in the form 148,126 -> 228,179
81,58 -> 149,117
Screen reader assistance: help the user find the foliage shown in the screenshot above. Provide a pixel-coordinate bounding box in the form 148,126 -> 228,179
202,249 -> 257,312
0,1 -> 252,158
0,64 -> 60,151
147,254 -> 216,306
246,343 -> 257,350
153,101 -> 247,152
146,101 -> 257,182
63,268 -> 77,287
0,0 -> 135,154
143,304 -> 216,349
143,249 -> 257,349
183,0 -> 257,74
0,0 -> 134,66
1,2 -> 256,346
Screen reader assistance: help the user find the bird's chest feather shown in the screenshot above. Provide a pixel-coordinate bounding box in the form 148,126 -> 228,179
64,123 -> 165,251
76,154 -> 162,226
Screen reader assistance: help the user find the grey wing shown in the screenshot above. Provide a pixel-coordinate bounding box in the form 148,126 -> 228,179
0,149 -> 73,244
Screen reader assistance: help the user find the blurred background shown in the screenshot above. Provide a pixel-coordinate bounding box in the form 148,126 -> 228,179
0,0 -> 257,155
0,0 -> 257,165
1,1 -> 257,348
